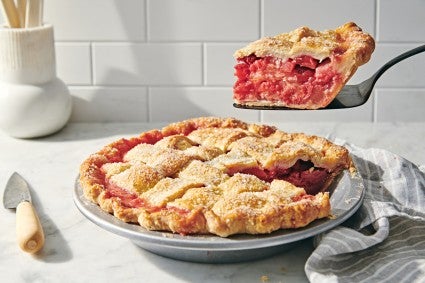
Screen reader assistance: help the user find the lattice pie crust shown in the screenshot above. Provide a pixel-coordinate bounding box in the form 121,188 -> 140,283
79,117 -> 351,237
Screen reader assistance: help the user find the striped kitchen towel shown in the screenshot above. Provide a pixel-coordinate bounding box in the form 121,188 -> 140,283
305,144 -> 425,283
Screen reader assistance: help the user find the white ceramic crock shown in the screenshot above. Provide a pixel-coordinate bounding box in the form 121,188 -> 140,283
0,24 -> 72,138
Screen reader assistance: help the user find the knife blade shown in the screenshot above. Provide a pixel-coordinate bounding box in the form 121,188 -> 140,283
3,172 -> 45,253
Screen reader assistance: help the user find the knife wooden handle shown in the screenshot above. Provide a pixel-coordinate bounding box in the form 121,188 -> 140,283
16,201 -> 45,253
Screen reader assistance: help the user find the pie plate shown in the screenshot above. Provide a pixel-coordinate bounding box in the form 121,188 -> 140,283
73,168 -> 365,263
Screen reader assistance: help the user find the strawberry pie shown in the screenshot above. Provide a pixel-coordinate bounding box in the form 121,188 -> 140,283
233,22 -> 375,109
79,117 -> 352,237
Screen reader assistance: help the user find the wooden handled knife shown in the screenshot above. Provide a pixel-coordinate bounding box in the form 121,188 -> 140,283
3,172 -> 45,253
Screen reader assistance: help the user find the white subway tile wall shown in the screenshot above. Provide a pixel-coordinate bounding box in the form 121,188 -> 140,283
92,43 -> 203,85
1,0 -> 423,123
70,87 -> 148,122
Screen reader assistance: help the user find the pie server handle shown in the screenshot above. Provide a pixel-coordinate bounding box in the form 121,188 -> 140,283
16,201 -> 45,253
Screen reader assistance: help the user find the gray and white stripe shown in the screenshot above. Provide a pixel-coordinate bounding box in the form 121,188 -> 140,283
305,145 -> 425,283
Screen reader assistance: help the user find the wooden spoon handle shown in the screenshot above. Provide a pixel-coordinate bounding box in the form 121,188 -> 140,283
16,201 -> 45,253
1,0 -> 21,28
16,0 -> 27,27
25,0 -> 42,28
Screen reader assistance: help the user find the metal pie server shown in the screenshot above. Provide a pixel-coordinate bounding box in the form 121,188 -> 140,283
3,172 -> 45,253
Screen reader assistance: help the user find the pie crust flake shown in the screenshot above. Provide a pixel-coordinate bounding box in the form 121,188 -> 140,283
233,22 -> 375,109
79,117 -> 352,237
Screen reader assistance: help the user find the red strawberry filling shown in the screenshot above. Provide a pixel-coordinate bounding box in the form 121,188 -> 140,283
105,159 -> 330,210
104,182 -> 146,209
228,160 -> 330,195
233,55 -> 343,108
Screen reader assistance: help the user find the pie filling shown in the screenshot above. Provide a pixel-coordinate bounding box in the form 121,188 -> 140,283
104,182 -> 146,209
233,55 -> 343,107
228,160 -> 330,196
103,159 -> 330,210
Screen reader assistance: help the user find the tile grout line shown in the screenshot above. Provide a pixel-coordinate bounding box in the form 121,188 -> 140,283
259,0 -> 264,38
147,87 -> 151,122
145,0 -> 150,42
202,43 -> 207,86
373,90 -> 378,122
90,42 -> 95,86
375,0 -> 379,41
145,0 -> 150,121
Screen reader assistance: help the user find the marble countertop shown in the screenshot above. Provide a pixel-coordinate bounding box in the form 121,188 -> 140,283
1,122 -> 424,283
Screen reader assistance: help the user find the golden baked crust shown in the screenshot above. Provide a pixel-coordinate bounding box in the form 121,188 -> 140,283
233,22 -> 375,109
79,117 -> 351,237
234,22 -> 374,64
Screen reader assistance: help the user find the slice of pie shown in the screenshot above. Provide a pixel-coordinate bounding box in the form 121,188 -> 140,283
79,117 -> 352,237
233,22 -> 375,109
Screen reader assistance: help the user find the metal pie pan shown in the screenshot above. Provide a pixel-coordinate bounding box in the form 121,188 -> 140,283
74,169 -> 365,263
